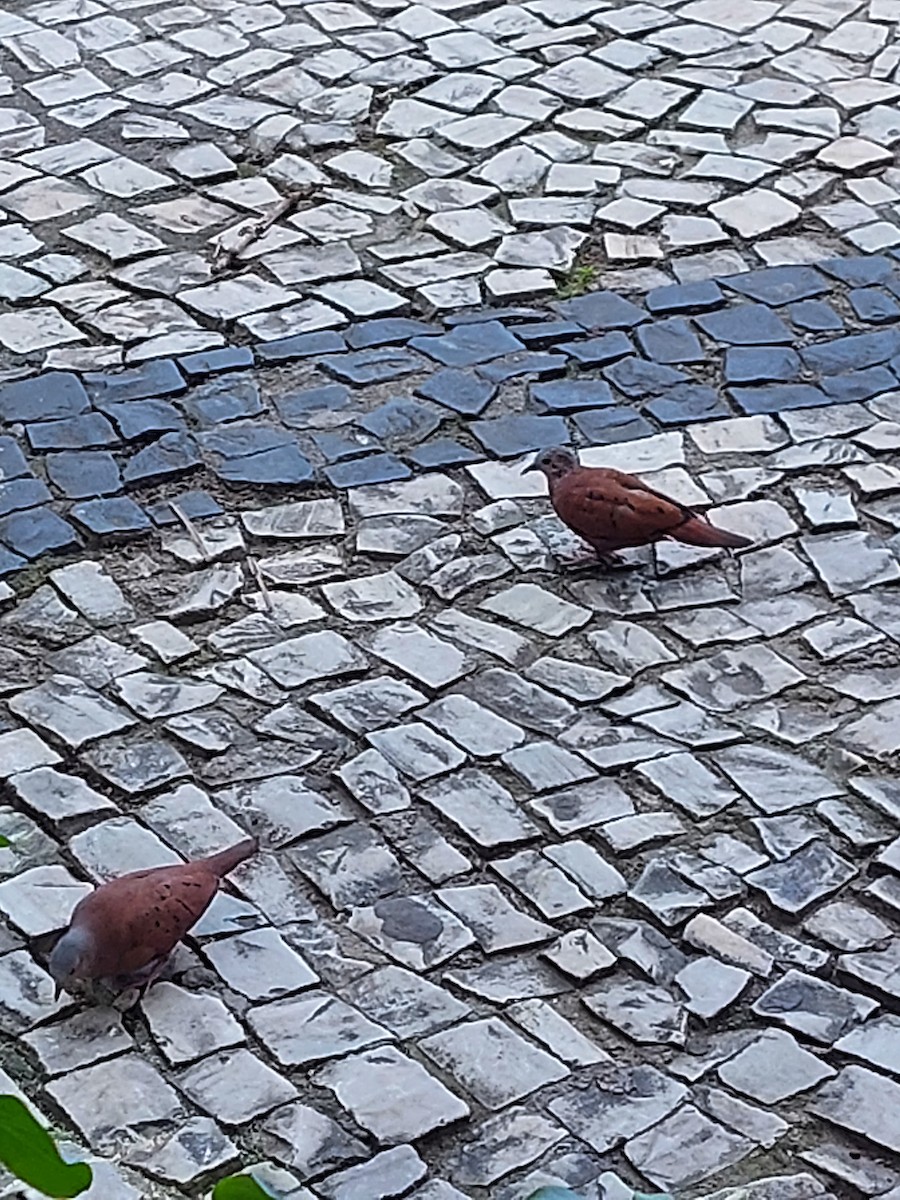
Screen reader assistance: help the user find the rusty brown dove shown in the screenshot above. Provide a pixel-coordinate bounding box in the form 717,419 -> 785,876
525,446 -> 752,564
49,838 -> 257,1002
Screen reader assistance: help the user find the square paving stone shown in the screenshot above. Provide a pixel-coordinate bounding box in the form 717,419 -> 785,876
46,1055 -> 183,1150
416,369 -> 496,416
317,1145 -> 426,1200
349,894 -> 474,970
26,412 -> 119,451
420,769 -> 538,849
447,1106 -> 566,1187
10,675 -> 135,748
554,291 -> 647,331
788,299 -> 844,331
716,1028 -> 834,1103
531,379 -> 615,411
646,280 -> 724,314
746,840 -> 856,912
558,330 -> 634,365
291,824 -> 402,910
176,1047 -> 296,1124
695,304 -> 793,345
722,266 -> 827,306
0,372 -> 90,422
326,454 -> 412,488
203,926 -> 319,1001
46,450 -> 122,498
84,359 -> 184,402
248,991 -> 392,1067
0,508 -> 80,560
471,414 -> 569,458
492,850 -> 592,918
342,965 -> 470,1039
0,478 -> 53,516
574,406 -> 655,442
636,318 -> 704,363
584,979 -> 687,1046
21,1007 -> 133,1077
420,1017 -> 568,1110
72,493 -> 152,536
142,982 -> 244,1066
316,1045 -> 469,1144
436,883 -> 556,952
832,1012 -> 900,1077
411,321 -> 524,367
0,864 -> 92,937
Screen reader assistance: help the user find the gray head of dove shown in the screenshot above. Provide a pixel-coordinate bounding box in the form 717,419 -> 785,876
48,927 -> 94,998
523,445 -> 579,483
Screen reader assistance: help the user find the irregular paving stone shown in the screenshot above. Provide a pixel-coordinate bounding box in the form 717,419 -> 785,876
46,1055 -> 183,1150
549,1065 -> 687,1152
746,841 -> 856,912
811,1066 -> 900,1153
753,969 -> 877,1043
625,1104 -> 753,1191
717,1028 -> 834,1103
420,1017 -> 568,1110
585,979 -> 687,1047
316,1045 -> 469,1143
349,894 -> 474,970
317,1145 -> 427,1200
259,1103 -> 367,1178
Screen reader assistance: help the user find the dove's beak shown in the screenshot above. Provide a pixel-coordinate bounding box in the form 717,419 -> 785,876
53,979 -> 63,1001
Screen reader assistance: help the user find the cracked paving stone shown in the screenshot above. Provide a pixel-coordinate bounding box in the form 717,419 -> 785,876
549,1065 -> 687,1153
626,1105 -> 754,1192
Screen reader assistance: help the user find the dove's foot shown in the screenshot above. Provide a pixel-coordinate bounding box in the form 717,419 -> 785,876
557,548 -> 629,570
112,955 -> 170,1009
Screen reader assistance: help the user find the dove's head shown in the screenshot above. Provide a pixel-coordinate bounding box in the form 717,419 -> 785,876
524,445 -> 580,483
48,927 -> 95,998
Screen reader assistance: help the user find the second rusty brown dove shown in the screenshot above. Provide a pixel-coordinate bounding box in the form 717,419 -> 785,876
526,446 -> 752,562
49,838 -> 257,1002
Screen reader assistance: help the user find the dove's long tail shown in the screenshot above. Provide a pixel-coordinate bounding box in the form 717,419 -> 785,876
673,517 -> 752,549
201,838 -> 258,878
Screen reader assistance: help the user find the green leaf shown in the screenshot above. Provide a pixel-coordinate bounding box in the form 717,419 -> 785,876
0,1097 -> 92,1198
0,836 -> 10,848
212,1175 -> 279,1200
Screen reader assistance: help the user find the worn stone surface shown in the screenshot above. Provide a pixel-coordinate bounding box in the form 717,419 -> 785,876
0,14 -> 898,1196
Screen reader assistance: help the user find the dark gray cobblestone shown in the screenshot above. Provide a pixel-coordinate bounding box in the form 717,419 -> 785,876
4,256 -> 900,567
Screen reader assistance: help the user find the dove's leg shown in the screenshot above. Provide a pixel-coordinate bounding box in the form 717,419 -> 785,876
112,954 -> 170,1009
557,538 -> 629,569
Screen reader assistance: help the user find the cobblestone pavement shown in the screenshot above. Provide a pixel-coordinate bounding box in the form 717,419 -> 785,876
3,0 -> 900,1198
4,0 -> 900,366
1,273 -> 900,1198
